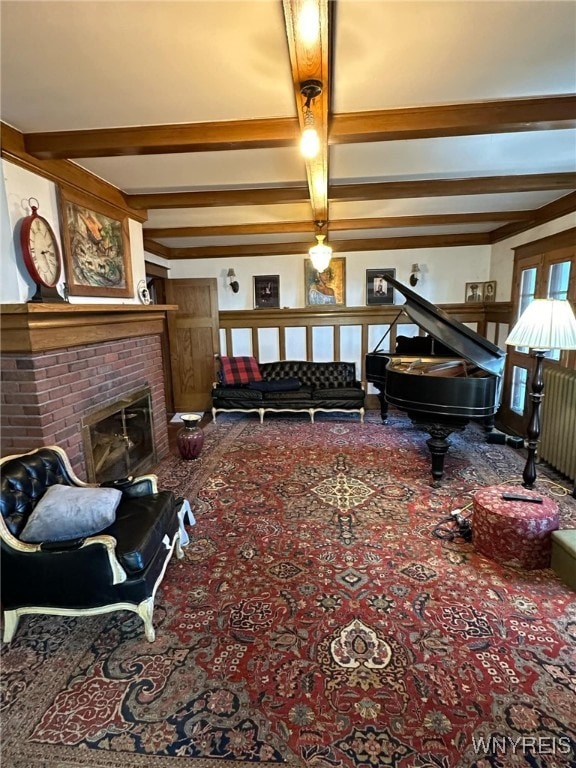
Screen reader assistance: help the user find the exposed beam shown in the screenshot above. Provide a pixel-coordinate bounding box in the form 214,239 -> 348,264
282,0 -> 331,223
144,221 -> 314,238
330,174 -> 576,202
127,187 -> 311,209
129,173 -> 575,210
490,191 -> 576,242
143,211 -> 533,240
162,232 -> 491,259
24,118 -> 299,159
0,122 -> 147,222
330,95 -> 576,144
142,239 -> 172,259
328,212 -> 534,229
22,95 -> 576,159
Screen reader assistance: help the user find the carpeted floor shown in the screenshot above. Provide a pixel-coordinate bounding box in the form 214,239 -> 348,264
2,410 -> 575,768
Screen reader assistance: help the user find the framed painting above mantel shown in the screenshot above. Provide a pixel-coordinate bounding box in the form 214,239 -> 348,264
58,187 -> 133,298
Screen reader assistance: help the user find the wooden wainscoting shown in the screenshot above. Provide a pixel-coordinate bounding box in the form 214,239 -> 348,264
219,302 -> 512,387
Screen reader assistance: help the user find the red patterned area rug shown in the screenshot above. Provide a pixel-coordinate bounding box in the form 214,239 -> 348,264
2,411 -> 576,768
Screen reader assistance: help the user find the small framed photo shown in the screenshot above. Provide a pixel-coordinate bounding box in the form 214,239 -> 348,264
253,275 -> 280,308
465,282 -> 483,303
366,269 -> 395,305
305,257 -> 346,306
484,280 -> 497,302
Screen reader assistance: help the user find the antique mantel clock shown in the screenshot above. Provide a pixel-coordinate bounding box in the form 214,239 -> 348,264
19,198 -> 66,302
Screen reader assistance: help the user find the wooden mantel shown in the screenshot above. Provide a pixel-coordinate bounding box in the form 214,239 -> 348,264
1,303 -> 179,353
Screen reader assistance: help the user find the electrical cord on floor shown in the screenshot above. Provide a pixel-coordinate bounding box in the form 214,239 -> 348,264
481,476 -> 574,498
432,474 -> 573,545
433,506 -> 473,542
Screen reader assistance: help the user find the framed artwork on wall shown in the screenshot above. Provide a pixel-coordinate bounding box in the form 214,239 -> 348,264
484,280 -> 497,302
465,282 -> 484,303
58,186 -> 133,298
366,268 -> 396,305
304,257 -> 346,306
254,275 -> 280,308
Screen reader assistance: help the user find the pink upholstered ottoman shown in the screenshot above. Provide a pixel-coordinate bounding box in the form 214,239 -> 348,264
473,485 -> 559,569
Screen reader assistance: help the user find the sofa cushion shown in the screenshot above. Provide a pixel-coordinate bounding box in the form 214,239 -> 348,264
263,387 -> 313,401
213,386 -> 263,401
220,356 -> 262,385
19,484 -> 122,543
247,378 -> 301,392
313,387 -> 363,400
103,490 -> 177,574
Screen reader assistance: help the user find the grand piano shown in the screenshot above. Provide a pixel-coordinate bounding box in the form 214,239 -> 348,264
366,276 -> 506,485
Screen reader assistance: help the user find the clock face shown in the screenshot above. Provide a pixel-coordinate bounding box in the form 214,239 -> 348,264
21,213 -> 62,288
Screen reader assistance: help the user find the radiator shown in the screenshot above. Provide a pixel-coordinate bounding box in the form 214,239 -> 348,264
540,367 -> 576,482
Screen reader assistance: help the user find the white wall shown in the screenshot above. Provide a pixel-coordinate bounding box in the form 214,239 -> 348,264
3,157 -> 574,310
166,245 -> 493,310
1,159 -> 145,304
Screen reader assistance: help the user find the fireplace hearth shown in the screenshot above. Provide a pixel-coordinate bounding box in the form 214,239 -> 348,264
82,388 -> 156,483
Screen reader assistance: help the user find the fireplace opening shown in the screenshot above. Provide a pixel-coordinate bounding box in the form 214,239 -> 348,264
82,387 -> 157,483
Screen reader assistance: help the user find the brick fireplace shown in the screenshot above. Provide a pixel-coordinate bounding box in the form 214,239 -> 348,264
1,303 -> 176,479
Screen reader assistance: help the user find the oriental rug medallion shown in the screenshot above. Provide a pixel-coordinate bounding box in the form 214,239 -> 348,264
2,412 -> 576,768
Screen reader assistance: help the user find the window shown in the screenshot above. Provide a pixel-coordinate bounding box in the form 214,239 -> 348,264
546,260 -> 571,360
509,366 -> 528,415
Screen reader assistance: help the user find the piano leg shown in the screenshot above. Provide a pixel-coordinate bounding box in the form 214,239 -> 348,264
410,417 -> 467,486
373,385 -> 390,423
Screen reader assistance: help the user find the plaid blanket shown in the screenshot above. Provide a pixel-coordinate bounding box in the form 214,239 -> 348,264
219,356 -> 262,385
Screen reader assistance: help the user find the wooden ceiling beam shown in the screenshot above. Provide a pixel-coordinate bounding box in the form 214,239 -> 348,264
490,190 -> 576,242
330,95 -> 576,144
162,232 -> 491,259
129,173 -> 575,209
330,173 -> 576,201
126,186 -> 311,209
24,118 -> 299,159
143,211 -> 533,239
282,0 -> 331,223
22,96 -> 576,159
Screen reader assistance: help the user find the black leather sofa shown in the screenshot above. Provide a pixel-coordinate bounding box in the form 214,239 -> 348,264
0,446 -> 188,643
212,360 -> 365,422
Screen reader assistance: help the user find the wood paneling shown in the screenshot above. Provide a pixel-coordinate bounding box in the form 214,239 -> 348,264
1,303 -> 178,353
218,302 -> 509,383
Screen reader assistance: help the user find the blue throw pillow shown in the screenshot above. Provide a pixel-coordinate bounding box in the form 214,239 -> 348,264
247,378 -> 301,392
20,484 -> 122,543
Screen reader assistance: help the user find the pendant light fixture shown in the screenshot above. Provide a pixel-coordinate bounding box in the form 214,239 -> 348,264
309,221 -> 332,271
299,79 -> 322,159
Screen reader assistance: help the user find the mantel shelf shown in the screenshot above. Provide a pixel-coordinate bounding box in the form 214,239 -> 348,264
1,303 -> 179,353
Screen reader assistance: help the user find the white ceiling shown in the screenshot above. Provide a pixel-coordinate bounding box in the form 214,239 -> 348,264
1,0 -> 575,258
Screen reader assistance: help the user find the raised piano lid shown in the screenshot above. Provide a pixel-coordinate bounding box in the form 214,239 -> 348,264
383,275 -> 506,378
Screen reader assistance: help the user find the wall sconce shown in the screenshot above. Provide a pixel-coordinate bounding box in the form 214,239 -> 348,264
300,79 -> 322,159
227,268 -> 239,293
409,264 -> 421,286
505,298 -> 576,489
309,221 -> 332,272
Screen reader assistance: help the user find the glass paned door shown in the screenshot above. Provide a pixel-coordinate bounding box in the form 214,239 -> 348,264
499,243 -> 575,438
546,260 -> 571,361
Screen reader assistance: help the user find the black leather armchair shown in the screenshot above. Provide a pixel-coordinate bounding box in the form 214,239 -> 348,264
0,446 -> 188,643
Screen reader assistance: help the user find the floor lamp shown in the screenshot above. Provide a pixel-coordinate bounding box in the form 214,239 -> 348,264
505,299 -> 576,489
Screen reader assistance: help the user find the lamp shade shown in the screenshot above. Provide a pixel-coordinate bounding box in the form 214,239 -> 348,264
505,299 -> 576,350
309,234 -> 332,272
